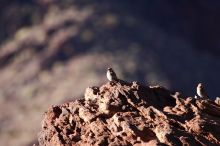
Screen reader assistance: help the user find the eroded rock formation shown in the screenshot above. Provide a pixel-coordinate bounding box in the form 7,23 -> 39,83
37,80 -> 220,146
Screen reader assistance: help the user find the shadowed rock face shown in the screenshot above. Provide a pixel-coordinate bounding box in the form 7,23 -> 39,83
37,80 -> 220,146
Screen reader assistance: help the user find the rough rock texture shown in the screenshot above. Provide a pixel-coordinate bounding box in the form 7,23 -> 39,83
37,80 -> 220,146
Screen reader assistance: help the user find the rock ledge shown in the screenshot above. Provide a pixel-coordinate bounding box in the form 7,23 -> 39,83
37,80 -> 220,146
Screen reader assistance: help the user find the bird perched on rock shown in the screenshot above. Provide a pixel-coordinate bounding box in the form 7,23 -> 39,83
215,97 -> 220,105
197,83 -> 209,99
106,67 -> 118,82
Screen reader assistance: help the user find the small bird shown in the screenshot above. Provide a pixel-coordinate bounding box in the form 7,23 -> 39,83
215,97 -> 220,105
106,67 -> 118,82
196,83 -> 209,99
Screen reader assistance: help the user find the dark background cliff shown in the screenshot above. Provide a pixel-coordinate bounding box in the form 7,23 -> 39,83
0,0 -> 220,145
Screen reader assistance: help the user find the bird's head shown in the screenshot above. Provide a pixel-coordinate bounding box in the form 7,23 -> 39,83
197,83 -> 203,88
107,67 -> 112,71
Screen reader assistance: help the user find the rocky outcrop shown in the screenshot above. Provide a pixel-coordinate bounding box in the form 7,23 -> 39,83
37,80 -> 220,146
2,1 -> 220,146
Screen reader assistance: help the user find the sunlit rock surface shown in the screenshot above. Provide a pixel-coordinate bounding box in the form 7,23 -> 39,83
37,80 -> 220,146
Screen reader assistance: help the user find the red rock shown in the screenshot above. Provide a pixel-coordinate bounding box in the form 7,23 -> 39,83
37,81 -> 220,146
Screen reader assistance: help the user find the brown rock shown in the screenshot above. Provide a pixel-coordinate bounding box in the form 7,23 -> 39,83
37,81 -> 220,146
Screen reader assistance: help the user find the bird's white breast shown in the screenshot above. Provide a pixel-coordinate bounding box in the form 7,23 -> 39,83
107,71 -> 113,81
